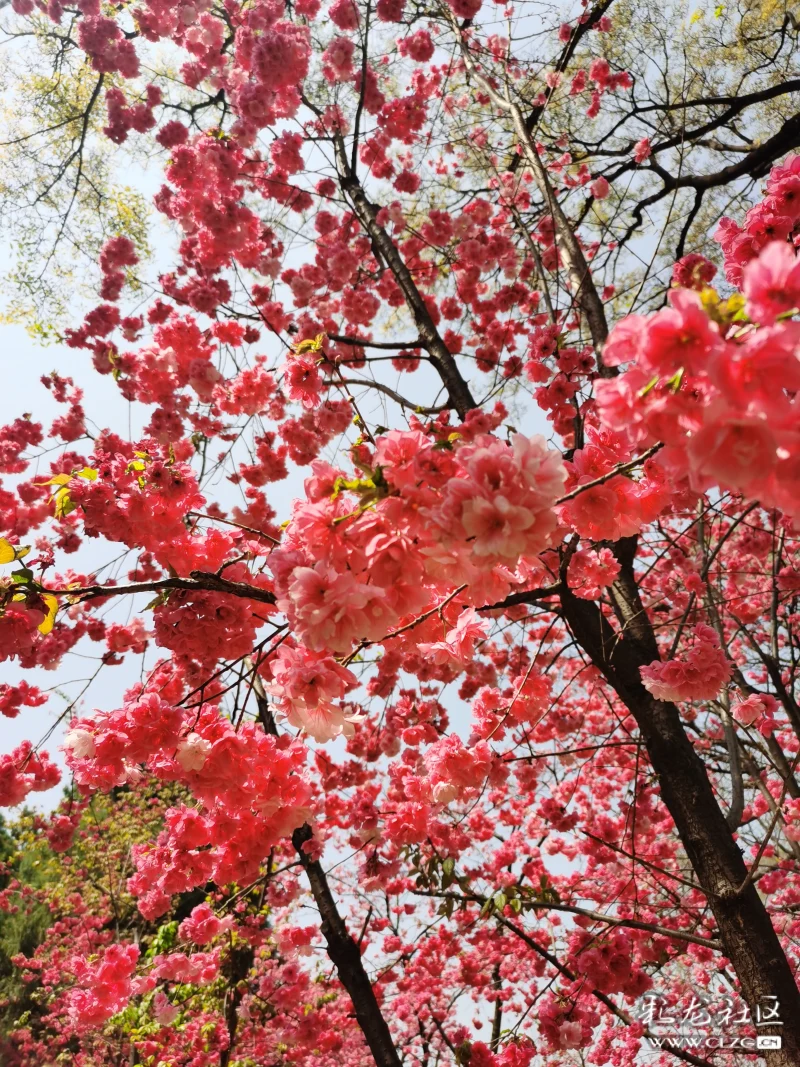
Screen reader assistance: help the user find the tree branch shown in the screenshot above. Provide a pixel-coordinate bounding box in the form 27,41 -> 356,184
560,567 -> 800,1052
254,688 -> 402,1067
45,570 -> 277,607
331,136 -> 477,417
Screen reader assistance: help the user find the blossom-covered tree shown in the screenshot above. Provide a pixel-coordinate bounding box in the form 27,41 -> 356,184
1,0 -> 800,1063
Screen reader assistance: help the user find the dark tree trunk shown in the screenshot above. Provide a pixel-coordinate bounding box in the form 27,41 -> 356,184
256,692 -> 402,1067
559,542 -> 800,1066
292,823 -> 402,1067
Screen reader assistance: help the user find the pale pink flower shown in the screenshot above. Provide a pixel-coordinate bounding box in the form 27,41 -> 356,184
176,732 -> 211,771
153,990 -> 180,1025
418,607 -> 489,669
280,562 -> 397,653
63,726 -> 96,759
267,644 -> 362,741
432,434 -> 565,567
558,1020 -> 584,1049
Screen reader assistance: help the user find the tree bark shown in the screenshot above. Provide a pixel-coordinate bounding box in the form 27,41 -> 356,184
291,823 -> 403,1067
559,545 -> 800,1065
448,20 -> 613,367
256,690 -> 403,1067
332,138 -> 478,419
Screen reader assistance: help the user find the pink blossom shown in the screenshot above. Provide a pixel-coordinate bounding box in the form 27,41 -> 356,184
279,562 -> 398,653
284,355 -> 323,409
640,289 -> 721,376
322,36 -> 356,81
432,434 -> 565,566
329,0 -> 360,29
178,903 -> 233,945
731,693 -> 779,727
640,624 -> 731,702
67,943 -> 149,1029
0,743 -> 60,807
568,547 -> 621,599
176,732 -> 211,771
267,644 -> 362,741
63,727 -> 96,759
672,253 -> 717,291
153,990 -> 179,1025
418,608 -> 489,669
0,681 -> 47,719
742,240 -> 800,324
686,412 -> 778,495
423,736 -> 492,804
151,951 -> 220,985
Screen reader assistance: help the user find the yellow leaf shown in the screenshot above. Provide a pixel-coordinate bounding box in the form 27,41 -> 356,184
0,538 -> 30,564
699,287 -> 720,311
37,594 -> 58,635
36,467 -> 96,493
292,333 -> 326,355
37,473 -> 71,488
53,487 -> 75,520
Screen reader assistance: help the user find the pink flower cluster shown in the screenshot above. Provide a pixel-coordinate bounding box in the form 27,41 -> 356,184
0,742 -> 60,807
423,735 -> 493,804
596,159 -> 800,516
418,608 -> 489,670
431,434 -> 565,566
269,429 -> 564,662
267,644 -> 361,741
178,903 -> 234,945
567,548 -> 620,599
63,685 -> 313,917
68,943 -> 153,1029
716,154 -> 800,286
640,624 -> 731,703
0,680 -> 47,719
69,438 -> 206,562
